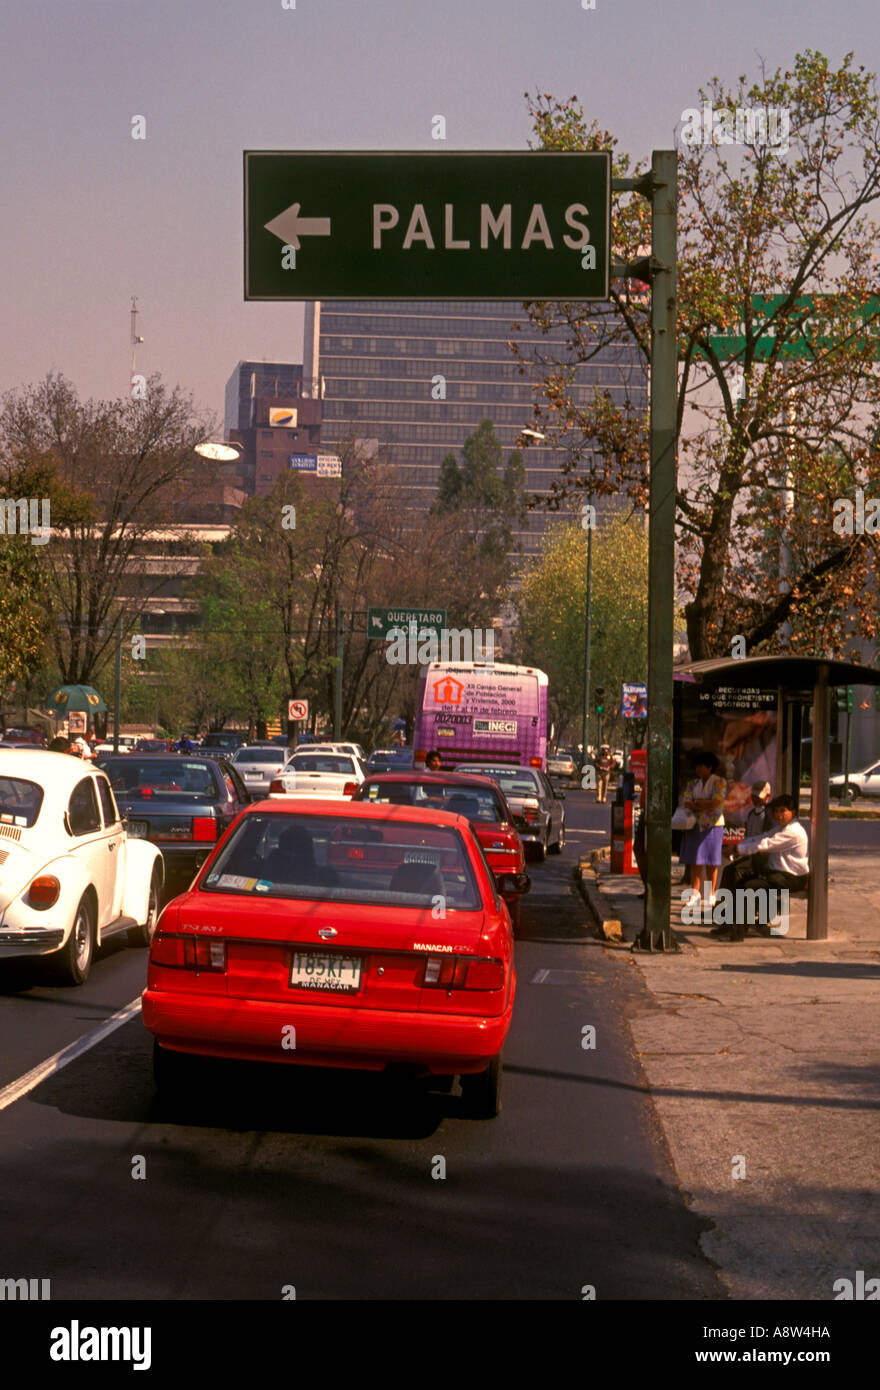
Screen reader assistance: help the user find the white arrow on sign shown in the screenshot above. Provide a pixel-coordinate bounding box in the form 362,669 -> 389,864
265,202 -> 332,251
371,616 -> 383,629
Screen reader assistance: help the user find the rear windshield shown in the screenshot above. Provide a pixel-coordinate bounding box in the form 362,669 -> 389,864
98,759 -> 217,798
457,766 -> 540,796
234,748 -> 282,764
362,781 -> 506,822
285,755 -> 356,775
0,776 -> 44,827
200,812 -> 481,908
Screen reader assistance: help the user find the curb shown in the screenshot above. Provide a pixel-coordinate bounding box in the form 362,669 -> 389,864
574,856 -> 623,941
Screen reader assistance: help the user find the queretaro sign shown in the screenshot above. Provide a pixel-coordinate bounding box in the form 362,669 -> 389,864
368,607 -> 447,640
244,151 -> 610,300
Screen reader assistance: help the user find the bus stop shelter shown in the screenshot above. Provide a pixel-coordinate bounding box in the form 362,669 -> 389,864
674,655 -> 880,940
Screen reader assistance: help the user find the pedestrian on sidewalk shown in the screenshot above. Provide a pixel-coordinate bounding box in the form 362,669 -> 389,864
719,780 -> 773,893
714,793 -> 810,940
680,751 -> 726,909
595,745 -> 616,803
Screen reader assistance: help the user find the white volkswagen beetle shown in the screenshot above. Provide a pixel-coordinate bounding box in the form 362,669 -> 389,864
0,751 -> 163,985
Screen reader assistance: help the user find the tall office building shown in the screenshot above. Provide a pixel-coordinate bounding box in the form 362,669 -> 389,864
310,300 -> 645,557
222,359 -> 322,495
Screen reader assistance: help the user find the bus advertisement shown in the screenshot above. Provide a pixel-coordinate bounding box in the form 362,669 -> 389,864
413,662 -> 549,771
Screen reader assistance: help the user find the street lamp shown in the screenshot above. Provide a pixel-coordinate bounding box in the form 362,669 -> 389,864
194,440 -> 245,462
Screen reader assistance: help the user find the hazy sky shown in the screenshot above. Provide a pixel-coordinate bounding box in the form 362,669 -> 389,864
1,0 -> 875,425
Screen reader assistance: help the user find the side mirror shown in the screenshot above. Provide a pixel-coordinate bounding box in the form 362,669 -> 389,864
498,872 -> 531,895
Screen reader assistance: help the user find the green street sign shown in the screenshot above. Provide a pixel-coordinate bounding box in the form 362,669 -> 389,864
368,607 -> 447,640
700,294 -> 880,361
244,151 -> 610,300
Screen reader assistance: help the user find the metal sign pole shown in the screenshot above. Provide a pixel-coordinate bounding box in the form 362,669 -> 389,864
634,150 -> 678,952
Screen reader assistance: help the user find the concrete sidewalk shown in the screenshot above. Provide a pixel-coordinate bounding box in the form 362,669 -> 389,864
577,851 -> 880,1300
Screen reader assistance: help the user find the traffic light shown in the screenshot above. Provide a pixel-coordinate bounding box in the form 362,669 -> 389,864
595,686 -> 605,714
835,686 -> 853,714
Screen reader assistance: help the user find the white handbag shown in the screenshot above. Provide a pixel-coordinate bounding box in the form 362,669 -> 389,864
671,806 -> 696,831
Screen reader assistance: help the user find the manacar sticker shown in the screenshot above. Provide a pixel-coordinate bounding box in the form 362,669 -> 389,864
216,873 -> 256,890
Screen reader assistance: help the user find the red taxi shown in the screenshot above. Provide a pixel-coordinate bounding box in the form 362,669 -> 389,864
142,799 -> 516,1117
353,772 -> 530,930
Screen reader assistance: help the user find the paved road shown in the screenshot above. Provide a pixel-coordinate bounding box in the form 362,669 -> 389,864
0,792 -> 725,1300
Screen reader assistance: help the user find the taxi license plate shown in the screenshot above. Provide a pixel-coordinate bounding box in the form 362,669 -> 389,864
290,953 -> 362,992
127,821 -> 149,838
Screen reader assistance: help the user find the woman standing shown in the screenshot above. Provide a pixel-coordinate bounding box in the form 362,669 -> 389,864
680,751 -> 726,908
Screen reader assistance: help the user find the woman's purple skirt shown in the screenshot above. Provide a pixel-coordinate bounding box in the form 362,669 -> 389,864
679,824 -> 723,866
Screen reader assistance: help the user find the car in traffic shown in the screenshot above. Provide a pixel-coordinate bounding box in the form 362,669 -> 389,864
143,799 -> 516,1116
95,754 -> 250,900
546,748 -> 577,780
366,746 -> 414,773
268,751 -> 365,800
454,762 -> 565,861
200,731 -> 248,757
353,771 -> 530,929
0,750 -> 163,984
829,760 -> 880,802
134,738 -> 173,752
230,744 -> 291,799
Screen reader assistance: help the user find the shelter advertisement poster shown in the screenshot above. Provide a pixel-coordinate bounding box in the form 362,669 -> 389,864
677,682 -> 777,827
622,683 -> 647,718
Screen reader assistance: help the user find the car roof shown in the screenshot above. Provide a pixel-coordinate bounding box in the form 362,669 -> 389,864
245,797 -> 476,825
361,771 -> 500,789
0,750 -> 113,792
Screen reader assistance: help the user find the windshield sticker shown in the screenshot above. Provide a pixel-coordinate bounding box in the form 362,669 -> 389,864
216,873 -> 257,890
255,879 -> 272,892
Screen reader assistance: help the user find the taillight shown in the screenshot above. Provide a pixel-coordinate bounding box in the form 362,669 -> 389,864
150,935 -> 225,970
342,781 -> 357,797
269,778 -> 286,793
29,875 -> 60,909
523,807 -> 539,823
183,939 -> 226,970
192,817 -> 217,841
529,757 -> 542,768
422,955 -> 503,990
149,934 -> 183,966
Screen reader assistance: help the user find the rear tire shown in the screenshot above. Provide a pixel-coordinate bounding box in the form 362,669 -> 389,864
129,867 -> 161,947
50,895 -> 95,985
549,819 -> 565,854
460,1052 -> 502,1119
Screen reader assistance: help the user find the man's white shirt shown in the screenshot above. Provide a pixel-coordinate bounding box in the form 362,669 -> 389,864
736,819 -> 810,876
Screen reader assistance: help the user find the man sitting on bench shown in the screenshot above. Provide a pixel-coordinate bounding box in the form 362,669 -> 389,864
714,794 -> 810,940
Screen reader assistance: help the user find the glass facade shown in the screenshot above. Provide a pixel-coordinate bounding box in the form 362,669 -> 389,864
315,301 -> 645,556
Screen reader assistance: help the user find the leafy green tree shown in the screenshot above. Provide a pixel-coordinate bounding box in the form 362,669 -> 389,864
514,52 -> 880,661
0,372 -> 215,684
514,515 -> 649,744
433,418 -> 528,562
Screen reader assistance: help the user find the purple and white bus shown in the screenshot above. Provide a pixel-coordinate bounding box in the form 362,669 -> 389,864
413,662 -> 550,771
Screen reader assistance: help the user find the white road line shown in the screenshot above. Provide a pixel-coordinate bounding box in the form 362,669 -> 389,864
0,996 -> 142,1113
566,829 -> 607,836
